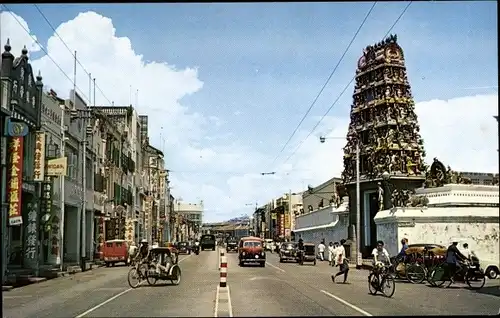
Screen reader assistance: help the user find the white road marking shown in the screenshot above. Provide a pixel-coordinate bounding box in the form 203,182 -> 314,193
3,295 -> 33,299
227,285 -> 233,317
75,288 -> 133,318
214,285 -> 220,317
75,254 -> 192,317
214,285 -> 233,318
320,290 -> 373,317
266,262 -> 286,273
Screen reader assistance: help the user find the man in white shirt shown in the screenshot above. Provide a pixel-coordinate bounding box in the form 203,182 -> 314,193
332,239 -> 349,283
318,241 -> 326,261
128,242 -> 138,264
372,240 -> 391,281
461,243 -> 472,262
328,242 -> 335,266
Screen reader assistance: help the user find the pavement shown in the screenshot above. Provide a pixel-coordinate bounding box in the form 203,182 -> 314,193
2,248 -> 499,317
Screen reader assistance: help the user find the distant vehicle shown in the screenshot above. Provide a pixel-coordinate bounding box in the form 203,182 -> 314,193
264,239 -> 275,251
200,234 -> 216,251
238,236 -> 265,267
177,241 -> 191,254
227,239 -> 238,252
279,242 -> 298,263
103,239 -> 130,267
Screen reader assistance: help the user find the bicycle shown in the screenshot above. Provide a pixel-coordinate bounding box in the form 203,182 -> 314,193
127,260 -> 148,288
368,262 -> 396,298
428,260 -> 486,290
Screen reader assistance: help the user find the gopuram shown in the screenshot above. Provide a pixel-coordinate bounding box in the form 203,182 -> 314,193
341,34 -> 427,258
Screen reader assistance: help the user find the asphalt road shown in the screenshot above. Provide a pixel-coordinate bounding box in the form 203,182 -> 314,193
2,248 -> 499,317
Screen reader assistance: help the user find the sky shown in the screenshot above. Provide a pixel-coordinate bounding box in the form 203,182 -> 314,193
1,2 -> 498,222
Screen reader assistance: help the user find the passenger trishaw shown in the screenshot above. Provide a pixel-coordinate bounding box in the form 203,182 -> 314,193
127,247 -> 181,288
298,243 -> 316,265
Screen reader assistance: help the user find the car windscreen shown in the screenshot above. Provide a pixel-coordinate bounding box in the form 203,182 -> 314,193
201,235 -> 215,241
179,242 -> 188,246
283,244 -> 295,250
243,241 -> 262,248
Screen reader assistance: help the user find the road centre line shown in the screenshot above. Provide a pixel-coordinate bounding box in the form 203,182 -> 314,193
266,262 -> 286,273
320,290 -> 373,317
227,285 -> 234,317
214,284 -> 233,317
214,285 -> 220,317
74,255 -> 191,318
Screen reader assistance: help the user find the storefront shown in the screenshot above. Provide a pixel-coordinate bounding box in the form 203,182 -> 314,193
2,41 -> 44,278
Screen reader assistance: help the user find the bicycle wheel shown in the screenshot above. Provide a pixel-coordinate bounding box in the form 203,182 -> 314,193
427,265 -> 437,286
381,275 -> 396,298
406,263 -> 426,284
127,267 -> 142,288
429,265 -> 448,287
368,274 -> 378,295
146,265 -> 158,286
465,269 -> 486,290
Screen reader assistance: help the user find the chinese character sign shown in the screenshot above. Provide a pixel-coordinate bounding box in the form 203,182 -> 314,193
284,213 -> 290,230
8,137 -> 24,226
24,201 -> 38,260
34,131 -> 46,181
279,213 -> 285,237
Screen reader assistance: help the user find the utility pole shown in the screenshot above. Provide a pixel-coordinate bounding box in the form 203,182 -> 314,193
59,104 -> 66,271
288,189 -> 292,241
355,140 -> 361,268
67,51 -> 92,270
319,135 -> 361,266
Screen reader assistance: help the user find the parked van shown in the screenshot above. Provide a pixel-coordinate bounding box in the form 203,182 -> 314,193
103,239 -> 129,267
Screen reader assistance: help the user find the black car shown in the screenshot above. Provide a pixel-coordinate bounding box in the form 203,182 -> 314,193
226,240 -> 238,252
279,242 -> 298,263
177,241 -> 191,254
200,234 -> 216,251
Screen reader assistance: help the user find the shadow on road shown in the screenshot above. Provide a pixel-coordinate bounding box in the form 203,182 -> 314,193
475,285 -> 500,297
148,283 -> 177,287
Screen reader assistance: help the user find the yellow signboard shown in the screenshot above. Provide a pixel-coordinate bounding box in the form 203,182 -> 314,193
46,157 -> 68,176
285,213 -> 290,229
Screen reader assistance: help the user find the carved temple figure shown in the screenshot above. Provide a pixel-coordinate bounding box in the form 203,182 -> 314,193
342,35 -> 425,183
377,182 -> 384,211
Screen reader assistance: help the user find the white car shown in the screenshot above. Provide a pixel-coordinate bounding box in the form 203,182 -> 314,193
480,259 -> 499,279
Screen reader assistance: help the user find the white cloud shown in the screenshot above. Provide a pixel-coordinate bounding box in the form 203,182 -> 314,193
3,10 -> 498,223
0,11 -> 41,53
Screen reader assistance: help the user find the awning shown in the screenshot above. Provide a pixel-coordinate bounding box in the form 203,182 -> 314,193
293,221 -> 338,233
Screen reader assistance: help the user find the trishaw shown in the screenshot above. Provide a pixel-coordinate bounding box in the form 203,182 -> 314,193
298,243 -> 316,265
146,247 -> 181,286
127,247 -> 181,288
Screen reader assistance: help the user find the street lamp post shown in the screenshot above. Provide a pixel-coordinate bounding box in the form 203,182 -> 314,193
319,135 -> 361,268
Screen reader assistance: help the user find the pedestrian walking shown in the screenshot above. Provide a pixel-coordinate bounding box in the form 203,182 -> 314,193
318,241 -> 326,261
328,242 -> 335,265
331,239 -> 349,284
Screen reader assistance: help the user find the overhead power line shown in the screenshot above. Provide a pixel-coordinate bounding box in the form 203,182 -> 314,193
33,4 -> 113,105
2,4 -> 90,103
281,1 -> 413,166
269,1 -> 378,169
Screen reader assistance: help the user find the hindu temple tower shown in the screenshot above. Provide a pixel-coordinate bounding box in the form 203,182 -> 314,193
341,34 -> 427,257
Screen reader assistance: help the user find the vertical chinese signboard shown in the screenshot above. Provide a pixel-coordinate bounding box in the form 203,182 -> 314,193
8,137 -> 24,226
125,218 -> 134,243
96,217 -> 104,259
25,202 -> 38,261
279,212 -> 285,238
284,212 -> 291,238
34,131 -> 46,181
